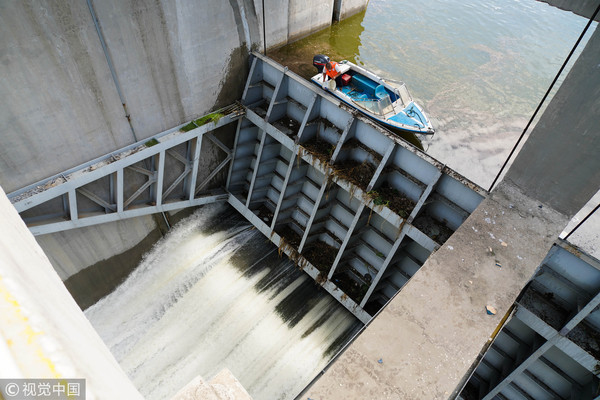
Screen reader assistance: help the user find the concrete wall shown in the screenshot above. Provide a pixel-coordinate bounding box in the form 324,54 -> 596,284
261,0 -> 332,48
333,0 -> 369,21
0,0 -> 259,290
287,0 -> 335,43
0,0 -> 259,193
537,0 -> 600,20
91,0 -> 255,136
504,26 -> 600,217
0,186 -> 143,398
260,0 -> 369,49
0,1 -> 133,193
0,0 -> 368,303
36,217 -> 158,280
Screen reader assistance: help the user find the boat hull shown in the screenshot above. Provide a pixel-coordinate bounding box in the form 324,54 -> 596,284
333,94 -> 425,150
311,60 -> 434,140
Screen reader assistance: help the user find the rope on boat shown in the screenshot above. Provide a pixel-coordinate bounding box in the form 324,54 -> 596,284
406,105 -> 424,126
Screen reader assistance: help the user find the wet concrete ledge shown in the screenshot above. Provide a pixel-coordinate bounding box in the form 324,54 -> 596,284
304,181 -> 569,399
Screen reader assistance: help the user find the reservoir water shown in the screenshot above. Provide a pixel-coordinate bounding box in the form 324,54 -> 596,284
271,0 -> 596,189
270,0 -> 599,257
85,204 -> 361,400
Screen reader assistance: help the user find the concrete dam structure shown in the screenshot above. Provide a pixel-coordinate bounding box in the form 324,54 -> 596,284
8,53 -> 485,324
2,1 -> 600,400
0,0 -> 370,307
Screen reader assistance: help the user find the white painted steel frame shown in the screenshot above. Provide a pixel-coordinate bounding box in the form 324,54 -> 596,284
8,109 -> 243,235
467,240 -> 600,400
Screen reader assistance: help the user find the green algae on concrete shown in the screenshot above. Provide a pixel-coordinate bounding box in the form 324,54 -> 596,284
181,112 -> 226,132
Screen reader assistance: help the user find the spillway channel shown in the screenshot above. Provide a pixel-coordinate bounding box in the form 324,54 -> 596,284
85,203 -> 361,400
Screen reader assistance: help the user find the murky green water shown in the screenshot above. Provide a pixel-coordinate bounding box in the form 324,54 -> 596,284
271,0 -> 596,188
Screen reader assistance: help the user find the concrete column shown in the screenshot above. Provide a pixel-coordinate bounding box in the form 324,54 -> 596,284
504,26 -> 600,217
0,186 -> 143,399
333,0 -> 369,21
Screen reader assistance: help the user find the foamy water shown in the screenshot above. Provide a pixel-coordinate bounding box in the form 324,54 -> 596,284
85,203 -> 360,399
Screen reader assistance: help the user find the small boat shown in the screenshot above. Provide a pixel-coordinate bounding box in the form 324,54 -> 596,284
311,55 -> 434,136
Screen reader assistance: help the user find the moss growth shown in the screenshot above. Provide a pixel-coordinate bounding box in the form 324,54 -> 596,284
180,112 -> 225,132
276,225 -> 302,248
195,112 -> 225,126
144,138 -> 159,147
367,190 -> 390,207
302,136 -> 335,164
332,159 -> 376,190
367,186 -> 415,218
331,270 -> 369,304
181,122 -> 197,132
302,240 -> 338,273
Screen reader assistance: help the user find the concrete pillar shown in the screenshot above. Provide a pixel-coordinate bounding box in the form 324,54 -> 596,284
333,0 -> 369,21
0,186 -> 143,399
504,26 -> 600,217
537,0 -> 600,20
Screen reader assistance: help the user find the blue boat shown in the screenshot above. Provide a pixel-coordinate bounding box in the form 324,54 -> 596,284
311,55 -> 435,136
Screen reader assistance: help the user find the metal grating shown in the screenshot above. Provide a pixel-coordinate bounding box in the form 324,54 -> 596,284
227,53 -> 487,323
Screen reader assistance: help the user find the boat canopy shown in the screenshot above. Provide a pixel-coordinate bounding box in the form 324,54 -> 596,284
352,88 -> 393,116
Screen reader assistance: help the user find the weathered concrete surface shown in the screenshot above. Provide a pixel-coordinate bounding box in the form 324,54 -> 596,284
333,0 -> 370,21
0,186 -> 143,398
287,0 -> 335,43
261,0 -> 369,48
0,1 -> 258,193
0,1 -> 133,193
537,0 -> 600,20
305,181 -> 568,399
262,0 -> 334,48
92,0 -> 256,137
505,26 -> 600,217
171,369 -> 253,400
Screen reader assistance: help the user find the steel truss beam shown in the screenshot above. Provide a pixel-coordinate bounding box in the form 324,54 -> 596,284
8,104 -> 244,235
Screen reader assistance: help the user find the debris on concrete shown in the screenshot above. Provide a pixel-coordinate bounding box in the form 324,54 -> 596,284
486,305 -> 497,315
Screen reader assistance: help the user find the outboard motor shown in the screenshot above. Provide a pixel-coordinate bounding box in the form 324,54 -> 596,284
313,54 -> 330,73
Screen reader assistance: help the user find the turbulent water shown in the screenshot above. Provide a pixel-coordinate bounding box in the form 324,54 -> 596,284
85,204 -> 361,400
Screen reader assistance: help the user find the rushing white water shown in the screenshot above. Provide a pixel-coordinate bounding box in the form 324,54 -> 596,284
85,203 -> 360,400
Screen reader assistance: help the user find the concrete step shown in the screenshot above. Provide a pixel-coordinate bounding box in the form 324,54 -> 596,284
209,368 -> 253,400
170,369 -> 252,400
170,376 -> 221,400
